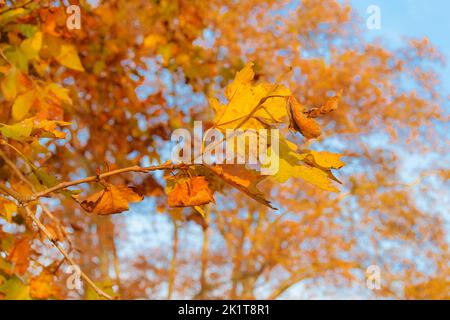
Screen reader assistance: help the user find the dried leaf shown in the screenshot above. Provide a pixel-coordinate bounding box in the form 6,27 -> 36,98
81,184 -> 143,215
167,176 -> 214,207
288,96 -> 321,139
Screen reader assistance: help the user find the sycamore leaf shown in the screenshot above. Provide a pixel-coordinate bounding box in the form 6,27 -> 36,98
30,271 -> 59,299
7,236 -> 30,275
167,176 -> 214,207
81,184 -> 143,215
213,62 -> 290,130
12,90 -> 36,121
272,137 -> 339,192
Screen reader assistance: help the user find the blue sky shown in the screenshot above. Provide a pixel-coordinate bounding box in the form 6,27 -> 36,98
350,0 -> 450,88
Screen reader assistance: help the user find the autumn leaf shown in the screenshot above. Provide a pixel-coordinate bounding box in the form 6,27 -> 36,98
287,96 -> 321,139
271,137 -> 340,192
0,197 -> 17,223
20,31 -> 42,60
45,36 -> 85,72
12,90 -> 36,120
213,62 -> 290,130
0,118 -> 33,141
30,271 -> 59,299
209,164 -> 275,209
305,90 -> 342,118
81,184 -> 144,215
7,236 -> 31,275
167,176 -> 214,207
55,43 -> 85,72
0,276 -> 31,300
308,151 -> 345,169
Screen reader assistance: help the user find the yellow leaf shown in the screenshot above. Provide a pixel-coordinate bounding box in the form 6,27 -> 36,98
20,31 -> 42,60
0,198 -> 17,223
214,62 -> 290,130
12,90 -> 36,120
81,184 -> 143,215
0,67 -> 18,101
310,151 -> 345,169
46,83 -> 72,105
32,119 -> 71,139
0,276 -> 31,300
0,118 -> 33,141
54,43 -> 85,72
272,137 -> 339,191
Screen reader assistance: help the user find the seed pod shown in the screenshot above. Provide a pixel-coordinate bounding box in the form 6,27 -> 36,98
287,96 -> 321,139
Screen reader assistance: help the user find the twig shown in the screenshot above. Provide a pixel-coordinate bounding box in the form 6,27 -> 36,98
25,163 -> 191,202
23,207 -> 113,300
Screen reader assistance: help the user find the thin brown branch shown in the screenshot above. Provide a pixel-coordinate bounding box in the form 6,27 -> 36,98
23,206 -> 113,300
25,163 -> 191,202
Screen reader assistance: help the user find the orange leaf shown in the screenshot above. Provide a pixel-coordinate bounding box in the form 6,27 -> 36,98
288,96 -> 321,139
167,176 -> 214,207
30,271 -> 59,299
7,236 -> 30,275
80,184 -> 143,215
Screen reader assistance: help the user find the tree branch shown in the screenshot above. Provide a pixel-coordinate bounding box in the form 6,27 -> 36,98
23,206 -> 113,300
25,163 -> 191,203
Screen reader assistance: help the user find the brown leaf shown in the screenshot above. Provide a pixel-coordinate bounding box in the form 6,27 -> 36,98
306,91 -> 342,118
167,176 -> 214,207
209,164 -> 276,209
80,184 -> 143,215
288,96 -> 321,139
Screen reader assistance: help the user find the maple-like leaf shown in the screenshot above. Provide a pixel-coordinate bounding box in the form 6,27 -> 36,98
271,137 -> 341,192
167,176 -> 214,207
80,184 -> 143,215
212,62 -> 291,130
